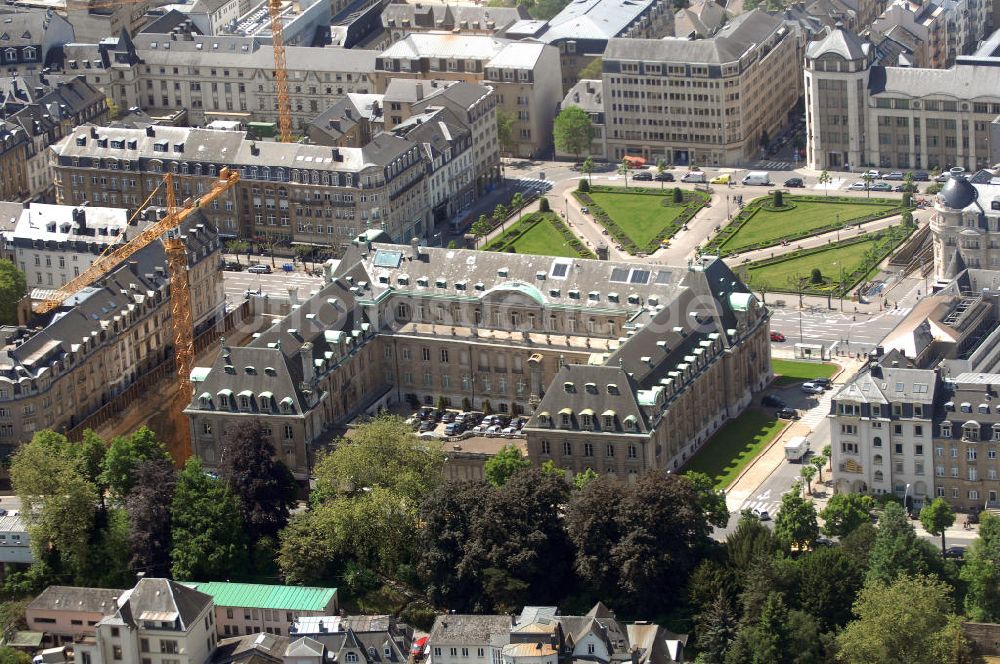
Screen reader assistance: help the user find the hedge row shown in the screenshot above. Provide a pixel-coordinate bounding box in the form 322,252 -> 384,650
706,195 -> 910,256
745,225 -> 915,297
573,188 -> 708,255
483,212 -> 596,259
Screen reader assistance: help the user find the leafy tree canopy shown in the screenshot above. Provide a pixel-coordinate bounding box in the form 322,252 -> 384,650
0,260 -> 26,326
553,106 -> 594,161
100,426 -> 170,501
483,444 -> 531,486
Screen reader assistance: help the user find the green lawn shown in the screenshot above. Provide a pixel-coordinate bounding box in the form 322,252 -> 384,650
588,191 -> 688,248
724,199 -> 897,252
683,409 -> 786,489
483,213 -> 592,258
772,359 -> 839,387
746,238 -> 879,293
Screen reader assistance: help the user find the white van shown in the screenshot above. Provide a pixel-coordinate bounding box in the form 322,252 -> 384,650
681,171 -> 706,183
784,435 -> 810,462
742,171 -> 772,186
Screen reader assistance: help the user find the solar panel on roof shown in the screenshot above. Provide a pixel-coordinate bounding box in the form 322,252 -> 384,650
630,269 -> 650,284
655,271 -> 672,285
551,263 -> 570,278
372,249 -> 403,268
610,267 -> 629,282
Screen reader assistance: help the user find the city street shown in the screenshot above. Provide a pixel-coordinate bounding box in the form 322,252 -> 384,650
221,266 -> 325,304
768,302 -> 914,354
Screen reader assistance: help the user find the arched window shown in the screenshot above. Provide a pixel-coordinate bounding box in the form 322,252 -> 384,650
874,454 -> 883,465
874,470 -> 884,482
873,436 -> 882,448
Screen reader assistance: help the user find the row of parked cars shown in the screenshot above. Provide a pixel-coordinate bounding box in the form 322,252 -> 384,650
406,408 -> 528,438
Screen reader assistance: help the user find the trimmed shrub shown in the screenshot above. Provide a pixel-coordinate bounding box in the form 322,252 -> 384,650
539,196 -> 550,212
902,192 -> 912,208
577,179 -> 590,193
810,268 -> 823,284
773,190 -> 784,207
672,187 -> 683,203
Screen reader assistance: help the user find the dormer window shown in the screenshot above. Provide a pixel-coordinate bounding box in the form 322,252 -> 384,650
964,422 -> 981,441
580,413 -> 592,428
942,423 -> 952,437
347,654 -> 358,663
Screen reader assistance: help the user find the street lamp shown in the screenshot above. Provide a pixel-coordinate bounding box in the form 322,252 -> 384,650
903,483 -> 912,515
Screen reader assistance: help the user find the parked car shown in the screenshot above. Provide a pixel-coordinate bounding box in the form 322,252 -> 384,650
248,263 -> 272,274
632,171 -> 653,181
913,170 -> 930,181
501,426 -> 518,436
223,261 -> 244,271
801,382 -> 825,394
441,411 -> 456,423
864,169 -> 882,179
752,507 -> 771,521
893,184 -> 918,192
710,174 -> 731,184
870,182 -> 893,192
944,546 -> 965,559
244,288 -> 262,298
883,171 -> 904,181
655,172 -> 675,182
485,425 -> 502,436
581,206 -> 590,214
848,181 -> 868,191
411,638 -> 429,658
443,424 -> 460,436
784,177 -> 804,188
811,378 -> 833,388
761,394 -> 787,408
776,407 -> 800,419
681,171 -> 707,183
770,331 -> 786,342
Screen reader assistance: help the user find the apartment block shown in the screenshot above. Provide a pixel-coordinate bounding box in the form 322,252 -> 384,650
74,578 -> 217,664
26,586 -> 121,645
182,582 -> 337,639
374,34 -> 561,158
806,25 -> 1000,171
504,0 -> 674,93
601,10 -> 800,166
0,120 -> 29,202
381,4 -> 527,42
57,29 -> 378,132
50,124 -> 431,247
0,211 -> 223,452
185,240 -> 769,481
0,7 -> 74,74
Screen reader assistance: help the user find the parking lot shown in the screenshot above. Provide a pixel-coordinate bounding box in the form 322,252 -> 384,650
404,404 -> 528,441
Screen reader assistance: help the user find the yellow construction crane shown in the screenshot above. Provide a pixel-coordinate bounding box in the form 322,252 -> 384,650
268,0 -> 294,142
34,168 -> 240,457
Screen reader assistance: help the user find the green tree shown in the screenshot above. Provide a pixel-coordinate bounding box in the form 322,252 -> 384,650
578,56 -> 602,79
800,464 -> 816,495
693,591 -> 739,663
0,260 -> 26,325
837,574 -> 973,664
496,109 -> 514,157
820,493 -> 873,538
312,415 -> 444,504
294,244 -> 314,269
672,186 -> 684,203
902,209 -> 914,226
538,197 -> 550,212
581,156 -> 594,185
817,170 -> 831,196
903,170 -> 915,193
686,471 -> 729,528
773,189 -> 784,208
0,646 -> 31,664
919,497 -> 956,555
170,457 -> 247,580
810,455 -> 827,484
100,426 -> 170,501
867,501 -> 932,585
225,239 -> 249,264
961,511 -> 1000,621
483,444 -> 531,487
493,204 -> 509,232
862,171 -> 874,198
809,267 -> 823,285
725,512 -> 780,570
552,106 -> 594,161
471,214 -> 491,247
572,467 -> 599,490
796,546 -> 865,629
10,430 -> 98,576
618,158 -> 629,189
773,485 -> 818,550
510,192 -> 525,222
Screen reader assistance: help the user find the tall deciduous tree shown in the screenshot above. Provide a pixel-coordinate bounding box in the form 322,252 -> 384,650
553,106 -> 594,162
773,486 -> 818,550
219,420 -> 297,542
819,492 -> 873,538
483,444 -> 530,486
866,501 -> 932,585
565,475 -> 624,599
496,110 -> 514,157
0,260 -> 26,325
10,431 -> 98,576
170,457 -> 247,580
795,546 -> 864,629
919,497 -> 955,555
125,458 -> 177,578
100,426 -> 170,501
837,575 -> 973,664
961,511 -> 1000,621
581,157 -> 594,185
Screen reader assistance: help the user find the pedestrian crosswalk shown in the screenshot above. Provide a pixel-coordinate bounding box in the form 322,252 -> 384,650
513,178 -> 553,194
741,499 -> 781,517
750,160 -> 792,170
800,390 -> 834,430
880,306 -> 914,317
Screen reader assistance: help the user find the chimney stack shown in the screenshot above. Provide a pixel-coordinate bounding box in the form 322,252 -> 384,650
300,341 -> 314,381
410,237 -> 420,259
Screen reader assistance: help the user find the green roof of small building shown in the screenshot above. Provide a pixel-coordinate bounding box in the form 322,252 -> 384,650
183,582 -> 337,612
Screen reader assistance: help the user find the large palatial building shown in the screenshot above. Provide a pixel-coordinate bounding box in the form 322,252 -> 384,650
185,239 -> 771,480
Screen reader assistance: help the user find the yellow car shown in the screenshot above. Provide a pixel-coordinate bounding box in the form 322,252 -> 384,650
710,174 -> 731,184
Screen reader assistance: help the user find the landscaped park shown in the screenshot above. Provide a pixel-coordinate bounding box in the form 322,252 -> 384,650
706,193 -> 907,255
482,212 -> 596,259
573,184 -> 709,254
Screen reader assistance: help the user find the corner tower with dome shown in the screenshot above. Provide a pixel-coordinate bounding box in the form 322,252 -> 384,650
930,168 -> 1000,281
